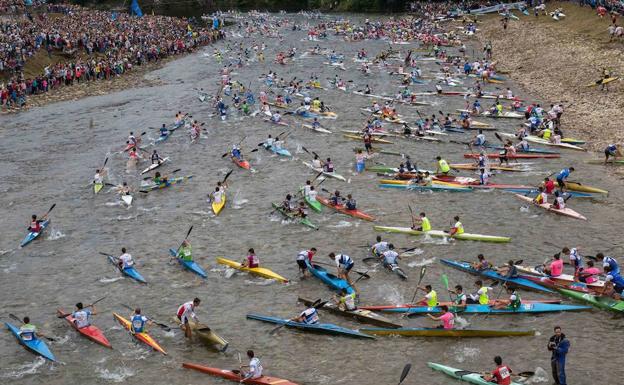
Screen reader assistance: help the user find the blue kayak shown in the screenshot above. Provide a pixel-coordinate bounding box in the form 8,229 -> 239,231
305,261 -> 354,294
379,184 -> 473,192
107,256 -> 147,283
502,188 -> 593,198
381,302 -> 591,314
440,259 -> 553,293
154,133 -> 170,144
263,143 -> 291,157
20,219 -> 50,247
5,322 -> 56,361
169,248 -> 207,278
246,314 -> 374,339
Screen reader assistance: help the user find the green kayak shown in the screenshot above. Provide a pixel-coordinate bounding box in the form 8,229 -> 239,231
300,187 -> 322,213
365,165 -> 398,173
428,362 -> 524,385
272,203 -> 318,230
556,288 -> 624,313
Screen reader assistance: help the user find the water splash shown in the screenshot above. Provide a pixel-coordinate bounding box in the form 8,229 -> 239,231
407,256 -> 436,268
0,357 -> 47,379
328,220 -> 352,228
244,278 -> 275,286
96,366 -> 135,382
105,201 -> 124,207
99,277 -> 124,284
47,229 -> 66,241
526,367 -> 549,383
451,346 -> 480,363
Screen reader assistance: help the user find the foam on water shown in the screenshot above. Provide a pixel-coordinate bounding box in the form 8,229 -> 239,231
0,357 -> 47,379
96,366 -> 135,382
407,256 -> 436,268
47,229 -> 66,241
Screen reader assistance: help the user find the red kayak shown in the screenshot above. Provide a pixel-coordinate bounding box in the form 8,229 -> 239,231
361,299 -> 562,311
317,196 -> 375,221
183,362 -> 300,385
231,156 -> 251,170
57,309 -> 112,348
464,153 -> 560,159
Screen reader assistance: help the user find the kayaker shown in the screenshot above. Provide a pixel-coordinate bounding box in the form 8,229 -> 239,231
602,266 -> 624,299
355,149 -> 367,170
295,305 -> 319,325
483,356 -> 513,385
296,248 -> 316,277
151,150 -> 164,165
323,158 -> 334,173
72,302 -> 97,329
363,133 -> 373,154
93,168 -> 106,188
329,190 -> 343,206
577,260 -> 600,284
469,280 -> 491,305
533,186 -> 548,205
18,316 -> 48,342
128,131 -> 138,146
604,143 -> 621,164
27,214 -> 45,233
159,123 -> 168,138
240,350 -> 263,381
473,129 -> 486,146
174,240 -> 193,262
177,298 -> 201,339
551,191 -> 565,210
294,201 -> 309,219
493,287 -> 522,311
479,168 -> 490,185
241,248 -> 259,268
547,326 -> 569,385
152,172 -> 168,186
117,182 -> 132,197
496,260 -> 519,279
435,156 -> 451,175
334,288 -> 357,311
448,216 -> 464,237
562,247 -> 583,275
448,285 -> 467,309
543,253 -> 564,277
311,154 -> 323,169
542,177 -> 556,195
130,308 -> 152,333
328,252 -> 354,281
371,235 -> 389,257
231,145 -> 243,160
416,285 -> 438,307
555,167 -> 574,190
426,305 -> 454,329
345,194 -> 356,210
472,254 -> 492,271
381,244 -> 401,268
411,212 -> 431,232
116,247 -> 135,271
281,194 -> 295,211
597,253 -> 620,275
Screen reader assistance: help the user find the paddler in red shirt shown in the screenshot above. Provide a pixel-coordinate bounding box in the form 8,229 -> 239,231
483,356 -> 513,385
542,177 -> 556,195
241,248 -> 259,268
28,214 -> 43,233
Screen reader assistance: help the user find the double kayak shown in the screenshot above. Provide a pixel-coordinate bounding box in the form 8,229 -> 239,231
374,225 -> 511,243
306,260 -> 354,294
272,203 -> 318,230
503,188 -> 593,198
5,322 -> 56,362
316,196 -> 375,221
182,362 -> 300,385
516,265 -> 605,290
302,161 -> 347,182
108,255 -> 147,284
140,157 -> 170,175
556,288 -> 624,313
360,299 -> 562,311
440,259 -> 553,293
303,123 -> 332,134
169,248 -> 207,278
212,194 -> 226,215
428,362 -> 524,385
216,257 -> 289,283
57,309 -> 112,348
297,297 -> 401,328
514,194 -> 587,220
143,175 -> 193,191
183,320 -> 229,352
246,314 -> 375,339
360,327 -> 535,337
263,143 -> 291,157
378,302 -> 590,314
450,163 -> 523,172
463,153 -> 560,159
343,134 -> 393,144
20,219 -> 50,247
378,183 -> 473,192
112,313 -> 166,354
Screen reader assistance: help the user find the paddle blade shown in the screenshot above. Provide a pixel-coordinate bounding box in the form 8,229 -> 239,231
185,226 -> 194,239
222,170 -> 233,183
398,363 -> 412,384
441,274 -> 449,290
102,157 -> 109,167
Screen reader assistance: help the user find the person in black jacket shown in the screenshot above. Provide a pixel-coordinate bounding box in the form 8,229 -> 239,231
547,326 -> 570,385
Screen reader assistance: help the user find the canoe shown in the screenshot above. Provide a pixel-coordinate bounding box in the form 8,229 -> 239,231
450,163 -> 522,172
373,225 -> 511,243
378,183 -> 472,192
20,219 -> 50,247
297,297 -> 401,328
140,157 -> 170,175
556,288 -> 624,313
428,362 -> 524,385
263,143 -> 291,157
463,153 -> 560,159
184,320 -> 229,351
182,362 -> 300,385
586,77 -> 618,87
212,193 -> 226,215
121,194 -> 133,206
57,308 -> 112,348
360,299 -> 562,311
94,183 -> 104,194
216,257 -> 288,283
316,196 -> 375,221
360,327 -> 534,337
439,259 -> 553,293
306,260 -> 354,294
514,194 -> 587,220
169,248 -> 207,278
564,181 -> 607,194
144,175 -> 193,191
246,314 -> 375,339
232,156 -> 253,171
303,124 -> 332,134
272,203 -> 318,230
378,302 -> 590,314
503,188 -> 593,198
302,161 -> 347,181
108,255 -> 147,283
343,134 -> 393,144
112,313 -> 166,354
5,322 -> 56,362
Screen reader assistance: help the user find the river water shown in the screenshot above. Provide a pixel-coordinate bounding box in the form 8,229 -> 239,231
1,14 -> 622,385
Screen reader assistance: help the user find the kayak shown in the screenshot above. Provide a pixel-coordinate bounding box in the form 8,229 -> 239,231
503,188 -> 593,198
263,118 -> 289,127
263,143 -> 291,157
246,314 -> 375,339
212,194 -> 226,215
514,194 -> 587,220
463,153 -> 560,159
232,156 -> 253,171
272,203 -> 318,230
485,144 -> 560,154
378,183 -> 472,192
379,302 -> 591,314
94,182 -> 104,194
499,132 -> 586,149
587,159 -> 624,165
5,322 -> 56,362
521,275 -> 601,294
302,123 -> 332,134
302,161 -> 347,182
169,248 -> 207,278
297,297 -> 401,328
450,163 -> 523,172
144,175 -> 193,191
316,196 -> 375,221
112,313 -> 166,354
373,225 -> 511,243
20,219 -> 50,247
184,320 -> 229,351
564,181 -> 608,194
439,259 -> 553,293
300,187 -> 322,213
306,260 -> 354,294
108,255 -> 147,283
216,257 -> 289,283
480,111 -> 523,119
360,327 -> 535,337
517,265 -> 605,289
343,134 -> 393,144
57,309 -> 112,348
428,362 -> 524,385
366,165 -> 399,173
140,157 -> 170,175
556,288 -> 624,313
182,363 -> 300,385
586,77 -> 618,87
121,194 -> 133,206
360,299 -> 562,311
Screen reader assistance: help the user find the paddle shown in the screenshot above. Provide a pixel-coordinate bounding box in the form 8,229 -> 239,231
119,304 -> 171,331
57,296 -> 107,318
311,261 -> 371,278
8,314 -> 57,341
398,363 -> 412,385
222,170 -> 233,184
221,136 -> 248,157
484,283 -> 506,320
351,270 -> 370,285
40,203 -> 56,220
174,226 -> 194,257
405,266 -> 427,308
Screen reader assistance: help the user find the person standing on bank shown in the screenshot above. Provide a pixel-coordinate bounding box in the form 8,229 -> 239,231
548,326 -> 569,385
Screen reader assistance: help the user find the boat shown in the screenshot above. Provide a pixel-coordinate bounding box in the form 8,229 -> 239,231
499,132 -> 586,149
94,182 -> 104,194
297,297 -> 401,328
316,196 -> 375,221
302,161 -> 347,181
439,259 -> 553,293
366,165 -> 399,173
302,123 -> 332,134
556,288 -> 624,313
564,181 -> 607,194
360,299 -> 562,311
503,188 -> 593,198
514,194 -> 587,220
183,320 -> 229,351
182,362 -> 300,385
57,309 -> 112,348
216,257 -> 289,283
112,313 -> 166,354
5,322 -> 56,362
140,157 -> 170,175
428,362 -> 524,385
108,255 -> 147,283
246,314 -> 375,339
263,118 -> 289,127
272,203 -> 318,230
144,175 -> 193,191
485,144 -> 560,154
168,248 -> 207,278
263,143 -> 291,157
450,163 -> 523,172
360,327 -> 535,337
377,302 -> 590,314
516,266 -> 605,290
587,159 -> 624,165
212,194 -> 226,215
480,111 -> 523,119
306,260 -> 354,294
300,188 -> 322,213
378,183 -> 473,192
232,156 -> 252,171
373,225 -> 511,243
586,77 -> 618,87
343,134 -> 393,144
463,153 -> 560,159
121,194 -> 133,206
20,219 -> 50,247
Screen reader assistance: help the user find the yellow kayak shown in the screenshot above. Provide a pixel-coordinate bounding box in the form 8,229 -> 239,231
310,108 -> 338,118
182,320 -> 228,352
113,313 -> 167,355
564,182 -> 608,194
94,183 -> 103,194
586,77 -> 618,87
212,194 -> 226,215
216,257 -> 289,283
343,134 -> 393,144
486,78 -> 504,84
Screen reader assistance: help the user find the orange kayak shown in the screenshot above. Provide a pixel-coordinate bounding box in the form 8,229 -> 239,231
317,196 -> 375,221
183,362 -> 300,385
232,156 -> 252,170
57,309 -> 112,348
112,313 -> 166,355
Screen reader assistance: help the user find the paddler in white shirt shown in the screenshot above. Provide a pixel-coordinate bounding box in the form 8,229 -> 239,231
72,302 -> 97,329
371,235 -> 389,257
94,168 -> 106,189
176,298 -> 201,338
311,154 -> 323,169
240,350 -> 263,382
551,191 -> 566,210
116,247 -> 135,271
334,288 -> 357,311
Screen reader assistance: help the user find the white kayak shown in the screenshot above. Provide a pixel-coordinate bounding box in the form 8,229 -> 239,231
303,124 -> 332,134
140,157 -> 170,175
498,133 -> 586,151
302,161 -> 347,182
352,91 -> 395,101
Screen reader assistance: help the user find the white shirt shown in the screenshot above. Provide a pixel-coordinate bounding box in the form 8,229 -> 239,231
177,301 -> 197,322
72,309 -> 91,328
119,253 -> 134,268
307,189 -> 318,201
94,173 -> 103,184
372,241 -> 389,255
248,357 -> 263,378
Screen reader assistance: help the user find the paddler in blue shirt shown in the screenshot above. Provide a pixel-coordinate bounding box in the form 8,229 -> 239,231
231,144 -> 242,160
597,253 -> 620,275
159,124 -> 168,138
555,167 -> 574,190
604,143 -> 621,164
130,308 -> 152,333
329,190 -> 343,206
345,194 -> 356,210
328,252 -> 354,282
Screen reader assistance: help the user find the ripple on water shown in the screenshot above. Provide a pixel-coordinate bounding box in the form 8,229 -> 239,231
451,346 -> 481,363
96,366 -> 135,383
46,229 -> 66,241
